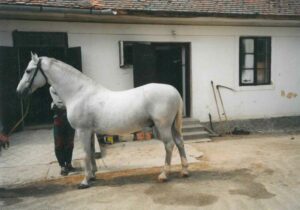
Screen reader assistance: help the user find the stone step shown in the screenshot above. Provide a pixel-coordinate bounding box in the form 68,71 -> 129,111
182,124 -> 206,132
183,118 -> 201,126
183,130 -> 211,141
184,138 -> 212,143
182,117 -> 212,142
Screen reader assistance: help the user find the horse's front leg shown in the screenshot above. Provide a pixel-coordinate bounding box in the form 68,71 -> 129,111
77,129 -> 94,189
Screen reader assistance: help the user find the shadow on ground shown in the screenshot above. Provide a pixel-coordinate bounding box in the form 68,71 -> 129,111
0,166 -> 275,207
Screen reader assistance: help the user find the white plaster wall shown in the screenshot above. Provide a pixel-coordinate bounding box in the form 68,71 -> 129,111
1,20 -> 300,122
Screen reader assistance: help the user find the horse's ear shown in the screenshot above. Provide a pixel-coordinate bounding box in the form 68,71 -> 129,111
31,51 -> 39,64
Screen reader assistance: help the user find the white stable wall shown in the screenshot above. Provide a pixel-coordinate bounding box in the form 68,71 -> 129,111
1,20 -> 300,122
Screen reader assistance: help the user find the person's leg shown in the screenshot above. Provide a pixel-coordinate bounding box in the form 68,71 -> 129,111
54,115 -> 68,176
63,114 -> 75,171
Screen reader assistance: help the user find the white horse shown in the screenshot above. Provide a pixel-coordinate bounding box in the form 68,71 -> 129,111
16,53 -> 189,188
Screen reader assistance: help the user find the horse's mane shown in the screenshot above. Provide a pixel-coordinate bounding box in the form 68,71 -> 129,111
46,57 -> 94,84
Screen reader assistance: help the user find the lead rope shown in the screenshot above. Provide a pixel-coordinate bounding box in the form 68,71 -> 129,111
8,98 -> 31,136
6,59 -> 45,143
10,58 -> 46,136
0,98 -> 31,152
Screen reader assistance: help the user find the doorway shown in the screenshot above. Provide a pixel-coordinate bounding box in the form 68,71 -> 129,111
17,46 -> 82,127
131,42 -> 190,116
18,47 -> 66,126
0,31 -> 82,132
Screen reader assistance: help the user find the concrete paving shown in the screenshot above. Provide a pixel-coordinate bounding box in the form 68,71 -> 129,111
1,130 -> 300,210
0,129 -> 203,187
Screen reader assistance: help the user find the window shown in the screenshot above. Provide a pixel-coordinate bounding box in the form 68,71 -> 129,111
239,37 -> 271,86
119,41 -> 134,67
119,41 -> 153,67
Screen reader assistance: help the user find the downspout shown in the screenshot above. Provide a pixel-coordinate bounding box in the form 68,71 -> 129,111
0,4 -> 118,16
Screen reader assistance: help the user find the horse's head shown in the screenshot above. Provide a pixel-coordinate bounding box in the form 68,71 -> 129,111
16,52 -> 48,97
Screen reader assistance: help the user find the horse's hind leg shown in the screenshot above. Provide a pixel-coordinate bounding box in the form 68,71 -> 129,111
172,126 -> 189,177
156,125 -> 175,182
77,129 -> 93,189
90,133 -> 98,180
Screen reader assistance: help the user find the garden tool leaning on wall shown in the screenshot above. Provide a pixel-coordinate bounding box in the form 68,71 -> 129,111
211,81 -> 235,135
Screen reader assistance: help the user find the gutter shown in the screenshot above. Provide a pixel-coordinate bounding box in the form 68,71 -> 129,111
0,4 -> 300,27
0,4 -> 118,15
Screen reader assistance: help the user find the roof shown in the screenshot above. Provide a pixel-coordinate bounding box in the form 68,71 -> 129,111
0,0 -> 300,19
0,0 -> 300,27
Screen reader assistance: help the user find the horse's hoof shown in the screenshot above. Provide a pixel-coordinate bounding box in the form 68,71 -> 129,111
181,171 -> 189,178
78,183 -> 90,189
158,173 -> 168,183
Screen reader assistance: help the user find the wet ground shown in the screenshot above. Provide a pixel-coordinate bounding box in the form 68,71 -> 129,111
1,133 -> 300,210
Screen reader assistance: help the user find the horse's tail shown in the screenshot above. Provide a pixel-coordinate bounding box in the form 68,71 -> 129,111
173,98 -> 183,137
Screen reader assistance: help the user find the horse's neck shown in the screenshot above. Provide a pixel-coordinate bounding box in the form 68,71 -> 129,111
45,59 -> 101,106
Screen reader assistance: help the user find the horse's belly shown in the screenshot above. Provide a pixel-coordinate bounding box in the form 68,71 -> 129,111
96,120 -> 152,135
95,113 -> 152,135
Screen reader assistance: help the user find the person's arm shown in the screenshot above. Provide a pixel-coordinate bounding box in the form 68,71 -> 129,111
49,87 -> 65,109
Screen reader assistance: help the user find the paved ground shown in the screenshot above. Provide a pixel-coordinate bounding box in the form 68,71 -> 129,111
0,130 -> 300,210
0,129 -> 203,187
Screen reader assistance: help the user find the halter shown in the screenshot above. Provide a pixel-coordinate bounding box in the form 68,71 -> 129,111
27,59 -> 48,91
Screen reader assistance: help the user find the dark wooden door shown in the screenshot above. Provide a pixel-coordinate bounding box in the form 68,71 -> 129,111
132,43 -> 189,116
133,43 -> 157,87
19,47 -> 66,126
133,44 -> 183,95
155,46 -> 183,96
65,47 -> 82,71
0,47 -> 22,133
18,47 -> 82,126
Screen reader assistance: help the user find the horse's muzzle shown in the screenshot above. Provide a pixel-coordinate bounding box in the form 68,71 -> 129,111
16,87 -> 30,98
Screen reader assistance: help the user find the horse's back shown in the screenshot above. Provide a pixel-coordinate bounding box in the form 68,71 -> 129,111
141,83 -> 182,122
68,83 -> 181,133
142,83 -> 182,104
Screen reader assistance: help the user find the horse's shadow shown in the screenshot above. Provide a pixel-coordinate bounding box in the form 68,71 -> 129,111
0,168 -> 275,206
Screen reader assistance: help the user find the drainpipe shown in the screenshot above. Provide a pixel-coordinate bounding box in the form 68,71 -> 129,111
0,4 -> 118,16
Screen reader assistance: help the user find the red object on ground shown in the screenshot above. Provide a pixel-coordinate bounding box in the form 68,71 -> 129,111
0,133 -> 9,142
0,133 -> 9,150
135,131 -> 153,141
144,131 -> 152,140
135,131 -> 145,141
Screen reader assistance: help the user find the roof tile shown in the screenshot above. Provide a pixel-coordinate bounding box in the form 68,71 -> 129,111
0,0 -> 299,18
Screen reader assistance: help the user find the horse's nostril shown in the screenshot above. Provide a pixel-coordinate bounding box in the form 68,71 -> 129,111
16,87 -> 30,98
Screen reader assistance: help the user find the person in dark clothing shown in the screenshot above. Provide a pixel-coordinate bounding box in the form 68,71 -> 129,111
50,87 -> 75,176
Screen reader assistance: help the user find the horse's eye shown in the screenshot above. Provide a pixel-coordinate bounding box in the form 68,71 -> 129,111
26,69 -> 31,73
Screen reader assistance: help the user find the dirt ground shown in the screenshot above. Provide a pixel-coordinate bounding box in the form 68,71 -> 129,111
1,133 -> 300,210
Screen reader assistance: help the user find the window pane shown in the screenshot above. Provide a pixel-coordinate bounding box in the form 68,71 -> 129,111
241,69 -> 254,84
256,45 -> 270,84
124,42 -> 133,65
243,54 -> 254,68
257,68 -> 270,84
242,39 -> 254,53
257,38 -> 268,54
256,53 -> 268,69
